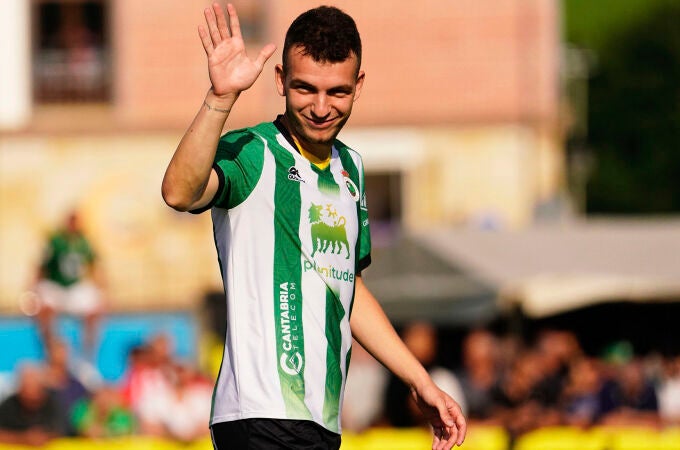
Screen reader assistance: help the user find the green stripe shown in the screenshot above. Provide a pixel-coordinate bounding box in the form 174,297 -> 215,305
322,287 -> 345,431
273,148 -> 312,419
313,165 -> 340,197
335,146 -> 367,273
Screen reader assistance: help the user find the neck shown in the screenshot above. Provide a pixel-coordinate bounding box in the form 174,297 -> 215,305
280,114 -> 332,162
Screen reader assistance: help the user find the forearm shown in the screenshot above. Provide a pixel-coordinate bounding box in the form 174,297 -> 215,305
161,90 -> 237,211
350,276 -> 432,392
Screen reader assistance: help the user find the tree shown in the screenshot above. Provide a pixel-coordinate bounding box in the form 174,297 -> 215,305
585,2 -> 680,213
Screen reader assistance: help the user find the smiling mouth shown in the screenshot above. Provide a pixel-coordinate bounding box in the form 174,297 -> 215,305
303,116 -> 337,128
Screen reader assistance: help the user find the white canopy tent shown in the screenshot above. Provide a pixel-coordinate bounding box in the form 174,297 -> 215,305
415,219 -> 680,318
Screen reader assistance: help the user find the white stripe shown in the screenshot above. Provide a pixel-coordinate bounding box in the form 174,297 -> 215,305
211,138 -> 286,422
299,167 -> 328,426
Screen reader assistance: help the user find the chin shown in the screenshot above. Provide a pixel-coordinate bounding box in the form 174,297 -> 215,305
299,128 -> 338,146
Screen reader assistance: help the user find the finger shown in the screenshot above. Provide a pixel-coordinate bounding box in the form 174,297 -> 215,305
441,425 -> 458,450
454,411 -> 467,446
432,426 -> 443,450
198,25 -> 213,55
204,6 -> 222,47
431,432 -> 441,450
226,3 -> 241,39
214,3 -> 230,40
254,43 -> 277,70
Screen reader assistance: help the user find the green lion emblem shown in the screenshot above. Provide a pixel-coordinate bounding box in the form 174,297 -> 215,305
308,203 -> 350,259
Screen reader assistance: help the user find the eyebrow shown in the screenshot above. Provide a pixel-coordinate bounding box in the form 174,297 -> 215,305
289,78 -> 354,93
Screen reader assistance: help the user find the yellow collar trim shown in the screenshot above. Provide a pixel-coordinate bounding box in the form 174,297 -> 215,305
292,136 -> 331,170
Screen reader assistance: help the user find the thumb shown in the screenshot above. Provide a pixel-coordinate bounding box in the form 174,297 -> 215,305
255,43 -> 277,70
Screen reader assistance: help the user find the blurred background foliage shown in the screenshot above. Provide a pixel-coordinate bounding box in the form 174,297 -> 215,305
564,0 -> 680,213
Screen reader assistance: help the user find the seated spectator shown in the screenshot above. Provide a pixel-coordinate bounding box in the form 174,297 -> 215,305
71,385 -> 135,438
457,329 -> 500,421
601,357 -> 660,427
121,334 -> 175,428
561,357 -> 606,427
0,364 -> 66,446
533,330 -> 581,407
130,360 -> 211,441
492,350 -> 561,437
382,322 -> 466,428
43,338 -> 91,435
658,355 -> 680,425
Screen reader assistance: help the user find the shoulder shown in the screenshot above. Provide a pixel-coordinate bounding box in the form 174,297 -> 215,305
334,139 -> 362,159
334,139 -> 365,171
217,122 -> 277,158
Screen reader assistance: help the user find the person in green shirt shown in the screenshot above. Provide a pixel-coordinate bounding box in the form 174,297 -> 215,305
33,211 -> 105,358
71,385 -> 136,438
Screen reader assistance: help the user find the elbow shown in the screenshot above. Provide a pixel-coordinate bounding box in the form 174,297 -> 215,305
161,182 -> 191,212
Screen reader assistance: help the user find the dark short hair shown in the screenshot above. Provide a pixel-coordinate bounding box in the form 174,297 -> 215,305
282,6 -> 362,73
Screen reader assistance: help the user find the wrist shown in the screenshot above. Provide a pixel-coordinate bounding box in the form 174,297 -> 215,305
206,88 -> 239,109
407,368 -> 434,393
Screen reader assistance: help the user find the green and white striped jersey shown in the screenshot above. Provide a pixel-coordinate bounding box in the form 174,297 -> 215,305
201,118 -> 371,434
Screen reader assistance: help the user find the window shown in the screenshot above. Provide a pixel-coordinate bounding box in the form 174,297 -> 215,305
231,0 -> 266,43
365,172 -> 403,240
33,1 -> 110,102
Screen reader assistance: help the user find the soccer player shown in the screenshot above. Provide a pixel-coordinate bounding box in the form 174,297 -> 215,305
33,211 -> 105,359
162,4 -> 466,449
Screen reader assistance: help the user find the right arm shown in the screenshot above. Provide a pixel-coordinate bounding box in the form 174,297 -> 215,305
161,3 -> 275,212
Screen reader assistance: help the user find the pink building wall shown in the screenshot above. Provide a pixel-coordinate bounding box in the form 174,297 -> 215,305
112,0 -> 559,130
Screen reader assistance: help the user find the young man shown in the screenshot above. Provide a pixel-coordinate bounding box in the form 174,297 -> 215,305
162,4 -> 466,449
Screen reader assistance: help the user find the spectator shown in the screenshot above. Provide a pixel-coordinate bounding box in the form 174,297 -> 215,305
457,329 -> 500,421
120,337 -> 174,434
492,350 -> 561,437
658,355 -> 680,425
33,210 -> 105,359
533,330 -> 581,407
152,362 -> 213,442
42,338 -> 91,435
71,385 -> 135,438
0,364 -> 66,446
561,357 -> 606,427
382,322 -> 466,427
601,358 -> 660,426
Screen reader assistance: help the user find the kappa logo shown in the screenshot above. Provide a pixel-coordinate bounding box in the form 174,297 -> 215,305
308,203 -> 350,259
288,166 -> 305,183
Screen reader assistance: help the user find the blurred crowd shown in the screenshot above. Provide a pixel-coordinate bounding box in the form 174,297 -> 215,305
343,323 -> 680,438
0,334 -> 212,446
2,322 -> 680,446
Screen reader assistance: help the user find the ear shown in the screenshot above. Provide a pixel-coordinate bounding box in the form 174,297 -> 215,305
353,70 -> 365,102
275,64 -> 286,97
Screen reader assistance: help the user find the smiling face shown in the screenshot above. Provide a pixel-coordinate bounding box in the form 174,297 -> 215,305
276,46 -> 364,155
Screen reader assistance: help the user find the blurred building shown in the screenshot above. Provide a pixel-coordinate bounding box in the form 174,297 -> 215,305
0,0 -> 562,312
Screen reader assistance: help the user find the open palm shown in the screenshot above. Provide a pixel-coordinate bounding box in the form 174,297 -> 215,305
198,3 -> 276,97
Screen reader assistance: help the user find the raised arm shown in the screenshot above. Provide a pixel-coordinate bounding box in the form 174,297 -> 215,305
162,3 -> 276,211
350,275 -> 466,449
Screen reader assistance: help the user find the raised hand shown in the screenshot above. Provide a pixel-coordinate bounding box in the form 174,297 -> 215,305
198,3 -> 276,98
411,383 -> 467,450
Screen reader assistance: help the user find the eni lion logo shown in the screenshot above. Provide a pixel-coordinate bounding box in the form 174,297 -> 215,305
308,203 -> 350,259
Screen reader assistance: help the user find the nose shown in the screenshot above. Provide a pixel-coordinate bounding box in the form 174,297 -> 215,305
310,94 -> 330,118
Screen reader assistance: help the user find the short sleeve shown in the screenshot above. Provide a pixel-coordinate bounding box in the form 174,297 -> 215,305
190,129 -> 265,213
